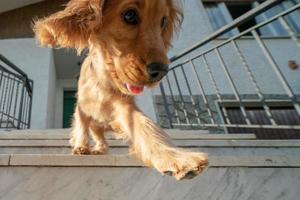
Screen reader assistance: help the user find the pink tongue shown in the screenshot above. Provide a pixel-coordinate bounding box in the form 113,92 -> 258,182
126,84 -> 144,95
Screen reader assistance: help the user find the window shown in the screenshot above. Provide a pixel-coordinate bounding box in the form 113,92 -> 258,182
219,101 -> 300,139
203,0 -> 300,37
226,3 -> 258,35
154,94 -> 300,139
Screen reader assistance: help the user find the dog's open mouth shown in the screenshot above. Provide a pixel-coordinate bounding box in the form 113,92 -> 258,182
125,83 -> 144,95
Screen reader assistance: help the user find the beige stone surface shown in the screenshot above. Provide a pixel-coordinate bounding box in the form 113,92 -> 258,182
0,167 -> 299,200
8,155 -> 300,167
0,129 -> 299,200
9,154 -> 141,167
1,147 -> 300,156
0,155 -> 9,166
0,129 -> 256,140
0,139 -> 299,147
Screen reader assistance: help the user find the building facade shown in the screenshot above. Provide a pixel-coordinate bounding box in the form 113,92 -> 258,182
0,0 -> 299,131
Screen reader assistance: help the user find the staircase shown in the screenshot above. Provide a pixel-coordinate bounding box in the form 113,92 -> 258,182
0,129 -> 299,200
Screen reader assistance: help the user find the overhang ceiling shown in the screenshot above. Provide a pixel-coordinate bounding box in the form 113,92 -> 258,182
54,49 -> 84,79
0,0 -> 45,13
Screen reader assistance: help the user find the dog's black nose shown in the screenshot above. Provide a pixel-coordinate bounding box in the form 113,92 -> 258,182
147,62 -> 168,82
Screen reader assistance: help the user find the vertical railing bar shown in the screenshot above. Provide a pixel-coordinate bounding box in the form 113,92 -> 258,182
0,71 -> 3,98
166,76 -> 181,127
22,92 -> 28,129
23,91 -> 28,129
0,72 -> 4,128
215,48 -> 252,125
4,75 -> 11,128
172,69 -> 190,125
190,60 -> 216,124
12,82 -> 20,128
202,54 -> 231,125
5,76 -> 14,128
17,84 -> 25,129
0,75 -> 9,127
159,82 -> 173,129
278,16 -> 300,47
21,85 -> 26,129
22,80 -> 31,129
231,40 -> 277,125
20,90 -> 26,129
252,29 -> 300,116
180,65 -> 202,125
10,77 -> 17,127
27,81 -> 33,129
0,74 -> 5,104
0,71 -> 3,128
25,92 -> 30,128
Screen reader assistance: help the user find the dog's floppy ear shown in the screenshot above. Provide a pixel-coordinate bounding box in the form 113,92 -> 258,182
34,0 -> 105,53
163,0 -> 183,49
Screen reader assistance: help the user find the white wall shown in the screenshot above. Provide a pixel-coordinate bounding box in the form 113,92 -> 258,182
169,0 -> 214,57
0,38 -> 56,129
135,89 -> 158,121
46,51 -> 56,128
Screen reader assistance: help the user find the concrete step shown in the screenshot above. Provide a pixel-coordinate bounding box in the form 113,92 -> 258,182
1,154 -> 299,167
0,129 -> 256,140
2,146 -> 300,156
0,139 -> 299,155
0,154 -> 299,200
0,129 -> 298,156
1,139 -> 299,147
0,129 -> 299,200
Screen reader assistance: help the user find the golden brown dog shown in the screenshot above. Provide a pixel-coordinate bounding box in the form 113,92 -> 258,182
34,0 -> 208,180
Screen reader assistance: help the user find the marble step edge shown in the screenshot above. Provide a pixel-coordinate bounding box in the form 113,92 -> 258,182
0,154 -> 299,167
1,129 -> 209,134
0,139 -> 299,147
0,130 -> 256,140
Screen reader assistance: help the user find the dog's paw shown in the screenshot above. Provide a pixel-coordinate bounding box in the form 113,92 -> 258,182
72,147 -> 91,155
91,144 -> 108,155
91,150 -> 104,155
156,151 -> 208,180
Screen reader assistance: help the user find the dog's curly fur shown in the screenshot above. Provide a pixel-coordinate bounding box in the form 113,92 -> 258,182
34,0 -> 208,180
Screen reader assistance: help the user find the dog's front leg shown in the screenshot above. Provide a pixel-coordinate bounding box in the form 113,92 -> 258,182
69,105 -> 91,155
111,103 -> 208,180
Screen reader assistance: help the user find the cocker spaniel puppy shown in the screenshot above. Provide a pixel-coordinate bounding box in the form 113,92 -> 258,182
34,0 -> 208,180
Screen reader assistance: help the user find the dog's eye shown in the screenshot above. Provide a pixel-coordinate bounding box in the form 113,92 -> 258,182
161,17 -> 168,29
123,9 -> 139,25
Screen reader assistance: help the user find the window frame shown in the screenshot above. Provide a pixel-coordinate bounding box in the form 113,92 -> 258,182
202,0 -> 300,38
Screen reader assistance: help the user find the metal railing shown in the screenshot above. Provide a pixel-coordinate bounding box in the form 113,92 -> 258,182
0,54 -> 33,129
158,0 -> 300,136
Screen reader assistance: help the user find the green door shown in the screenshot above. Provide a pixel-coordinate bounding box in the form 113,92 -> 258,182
63,91 -> 76,128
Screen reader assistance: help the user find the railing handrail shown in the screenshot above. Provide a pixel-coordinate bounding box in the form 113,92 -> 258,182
0,54 -> 33,96
169,0 -> 283,62
0,64 -> 24,80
